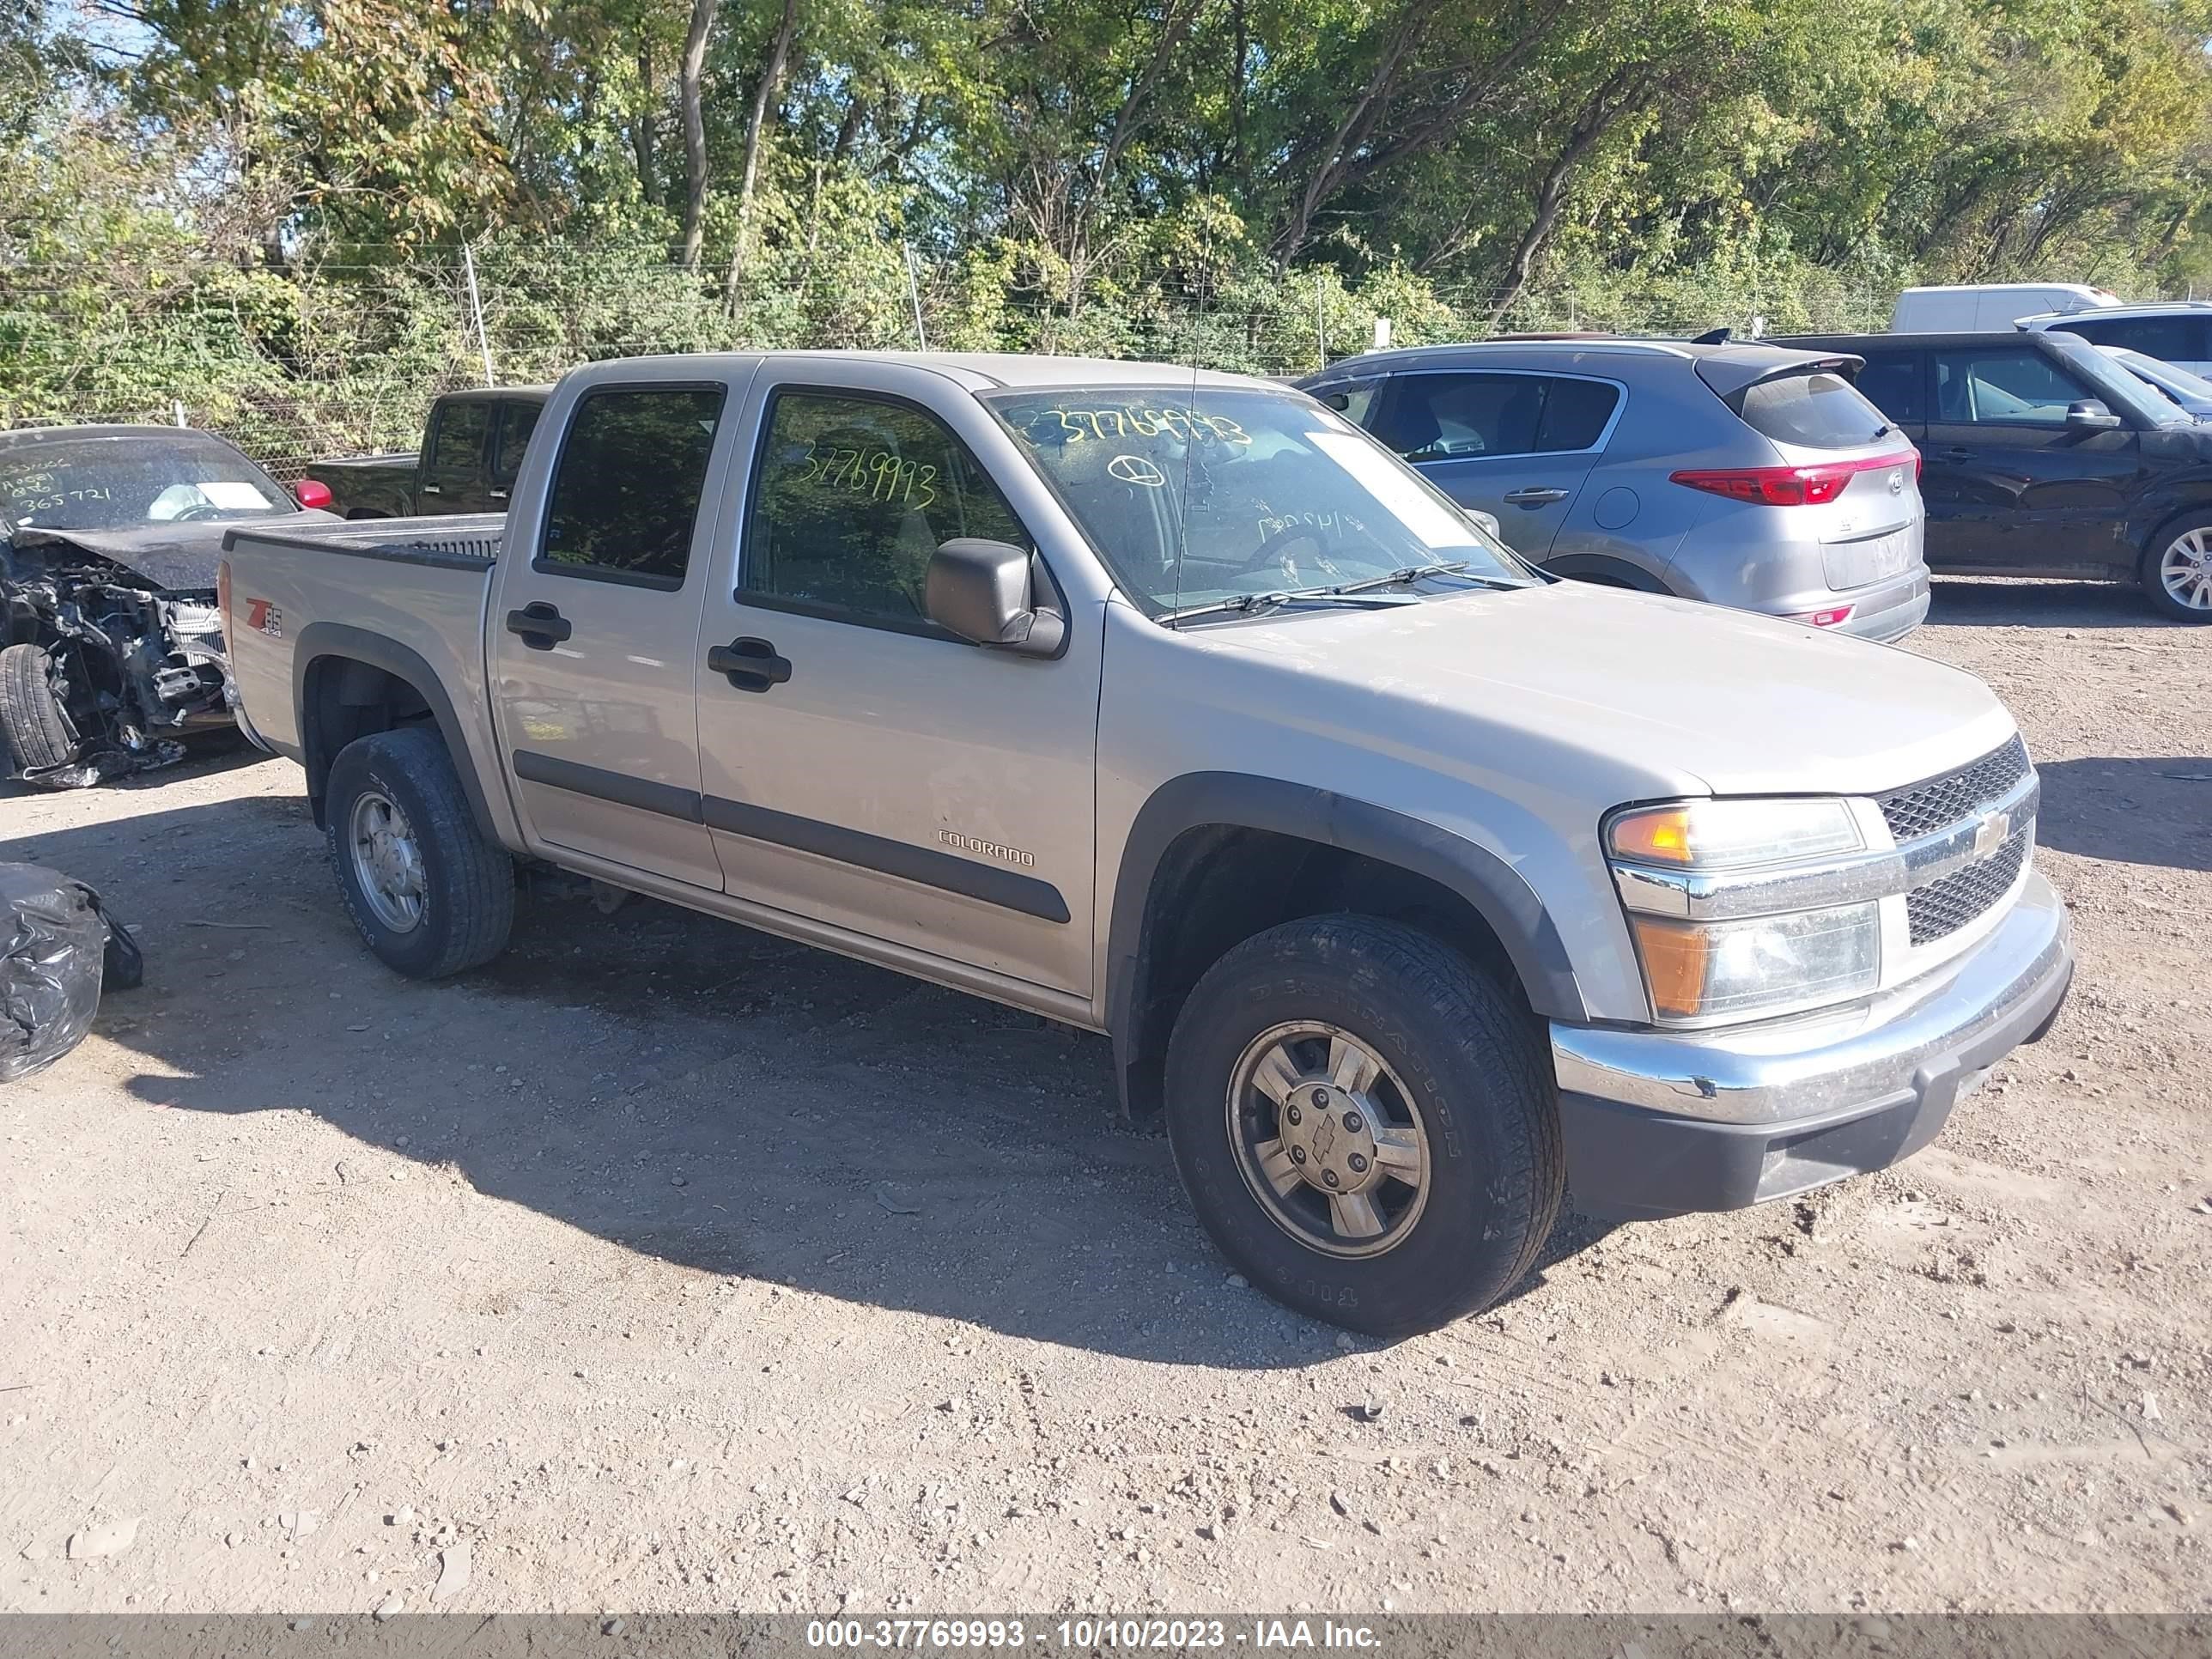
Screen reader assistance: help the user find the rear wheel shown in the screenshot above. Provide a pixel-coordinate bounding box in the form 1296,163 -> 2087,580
325,726 -> 514,977
2143,514 -> 2212,622
1163,914 -> 1564,1338
0,643 -> 83,784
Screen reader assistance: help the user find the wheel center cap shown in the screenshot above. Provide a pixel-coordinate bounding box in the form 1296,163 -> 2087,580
1279,1083 -> 1381,1194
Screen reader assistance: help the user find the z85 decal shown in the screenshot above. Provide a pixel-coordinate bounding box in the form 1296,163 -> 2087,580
244,598 -> 283,639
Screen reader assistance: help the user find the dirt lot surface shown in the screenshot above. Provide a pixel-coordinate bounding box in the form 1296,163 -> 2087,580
2,578 -> 2207,1617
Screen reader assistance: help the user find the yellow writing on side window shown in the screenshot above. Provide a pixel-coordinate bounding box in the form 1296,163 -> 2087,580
791,445 -> 938,508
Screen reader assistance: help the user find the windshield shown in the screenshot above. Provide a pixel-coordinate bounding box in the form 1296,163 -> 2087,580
981,386 -> 1532,617
2107,346 -> 2212,406
2045,333 -> 2191,429
1,433 -> 295,533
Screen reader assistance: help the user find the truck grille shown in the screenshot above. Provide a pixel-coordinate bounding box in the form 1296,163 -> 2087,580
1876,735 -> 2030,842
1908,826 -> 2029,945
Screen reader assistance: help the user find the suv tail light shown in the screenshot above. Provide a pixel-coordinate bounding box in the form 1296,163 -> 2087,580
295,477 -> 334,509
1670,449 -> 1920,507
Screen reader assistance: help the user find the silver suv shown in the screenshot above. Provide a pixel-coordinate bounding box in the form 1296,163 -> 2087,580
1298,338 -> 1930,641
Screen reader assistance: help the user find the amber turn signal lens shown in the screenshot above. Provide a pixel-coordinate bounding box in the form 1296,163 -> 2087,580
1628,915 -> 1711,1020
1610,806 -> 1695,865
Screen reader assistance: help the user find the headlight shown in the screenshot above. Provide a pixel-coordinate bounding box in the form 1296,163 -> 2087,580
1607,796 -> 1881,1024
1609,798 -> 1863,868
1627,903 -> 1881,1021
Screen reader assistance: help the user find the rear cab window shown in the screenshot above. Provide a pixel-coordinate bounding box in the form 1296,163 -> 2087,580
493,401 -> 543,489
537,385 -> 727,588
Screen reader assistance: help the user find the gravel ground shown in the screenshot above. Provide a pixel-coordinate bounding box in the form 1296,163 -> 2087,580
1,577 -> 2206,1616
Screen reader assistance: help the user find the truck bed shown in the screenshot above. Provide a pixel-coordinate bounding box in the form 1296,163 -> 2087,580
219,515 -> 507,810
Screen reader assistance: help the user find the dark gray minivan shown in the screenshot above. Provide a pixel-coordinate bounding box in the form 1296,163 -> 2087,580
1298,338 -> 1929,641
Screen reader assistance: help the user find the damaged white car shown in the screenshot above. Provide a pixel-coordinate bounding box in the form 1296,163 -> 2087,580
0,424 -> 331,787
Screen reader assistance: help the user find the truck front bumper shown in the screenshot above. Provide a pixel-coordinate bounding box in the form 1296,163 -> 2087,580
1548,869 -> 2072,1220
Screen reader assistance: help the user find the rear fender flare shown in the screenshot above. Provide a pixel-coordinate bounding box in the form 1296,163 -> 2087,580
292,622 -> 499,841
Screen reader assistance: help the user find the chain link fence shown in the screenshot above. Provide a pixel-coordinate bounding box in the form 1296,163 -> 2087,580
0,245 -> 1903,479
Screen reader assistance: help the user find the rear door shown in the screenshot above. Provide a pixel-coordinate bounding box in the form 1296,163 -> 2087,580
1922,343 -> 2144,574
1367,371 -> 1620,558
421,397 -> 499,513
487,379 -> 738,890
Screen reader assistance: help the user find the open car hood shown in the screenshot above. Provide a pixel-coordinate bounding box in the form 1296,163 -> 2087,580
8,514 -> 333,590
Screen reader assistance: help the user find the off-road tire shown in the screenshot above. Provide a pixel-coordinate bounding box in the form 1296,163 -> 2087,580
0,643 -> 82,783
325,726 -> 514,978
2141,510 -> 2212,623
1164,914 -> 1564,1338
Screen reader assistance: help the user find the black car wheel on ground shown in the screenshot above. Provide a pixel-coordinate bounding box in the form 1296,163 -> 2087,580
0,643 -> 82,785
2143,511 -> 2212,623
324,726 -> 515,979
1162,913 -> 1564,1338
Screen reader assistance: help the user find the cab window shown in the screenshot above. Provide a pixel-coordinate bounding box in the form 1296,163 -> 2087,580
741,391 -> 1028,632
537,385 -> 726,588
428,399 -> 492,475
492,402 -> 543,489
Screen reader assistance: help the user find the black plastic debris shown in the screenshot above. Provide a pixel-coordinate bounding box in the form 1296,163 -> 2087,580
0,862 -> 143,1083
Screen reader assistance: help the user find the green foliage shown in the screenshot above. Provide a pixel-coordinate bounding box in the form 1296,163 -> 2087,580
7,0 -> 2212,468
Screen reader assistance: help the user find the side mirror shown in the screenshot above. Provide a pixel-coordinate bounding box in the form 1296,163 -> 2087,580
2064,399 -> 2122,431
1462,507 -> 1504,541
925,538 -> 1066,657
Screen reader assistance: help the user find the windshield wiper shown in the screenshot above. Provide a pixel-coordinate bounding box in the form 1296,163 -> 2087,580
1337,560 -> 1529,593
1166,585 -> 1420,624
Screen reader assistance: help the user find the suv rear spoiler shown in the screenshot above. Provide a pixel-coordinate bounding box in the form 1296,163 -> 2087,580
1692,352 -> 1864,402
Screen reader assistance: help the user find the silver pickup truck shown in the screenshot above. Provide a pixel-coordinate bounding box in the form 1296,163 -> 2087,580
219,351 -> 2074,1337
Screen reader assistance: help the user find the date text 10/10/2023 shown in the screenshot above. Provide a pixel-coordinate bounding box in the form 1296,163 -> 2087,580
805,1620 -> 1382,1650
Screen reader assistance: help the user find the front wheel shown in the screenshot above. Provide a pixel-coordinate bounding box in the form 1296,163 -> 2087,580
0,642 -> 84,785
2142,514 -> 2212,622
1163,914 -> 1563,1338
325,726 -> 514,978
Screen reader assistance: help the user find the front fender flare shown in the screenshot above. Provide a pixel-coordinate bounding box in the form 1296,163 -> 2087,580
1104,772 -> 1589,1115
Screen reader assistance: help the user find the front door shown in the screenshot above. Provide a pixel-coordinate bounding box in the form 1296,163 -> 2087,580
1368,370 -> 1620,559
488,380 -> 738,890
1921,343 -> 2145,574
693,374 -> 1100,996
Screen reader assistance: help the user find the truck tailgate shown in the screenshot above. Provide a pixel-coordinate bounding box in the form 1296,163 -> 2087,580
218,514 -> 503,768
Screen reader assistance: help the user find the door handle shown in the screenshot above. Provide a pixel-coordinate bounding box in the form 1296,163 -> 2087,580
422,483 -> 444,495
1501,486 -> 1570,507
1938,447 -> 1973,463
489,489 -> 511,502
504,601 -> 572,649
708,636 -> 793,693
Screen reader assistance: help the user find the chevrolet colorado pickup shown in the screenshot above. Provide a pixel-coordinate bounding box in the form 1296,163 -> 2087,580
303,386 -> 549,520
219,352 -> 2075,1336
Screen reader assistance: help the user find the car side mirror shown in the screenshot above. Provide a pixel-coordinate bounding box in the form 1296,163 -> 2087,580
2065,399 -> 2122,431
926,538 -> 1066,657
1462,506 -> 1504,541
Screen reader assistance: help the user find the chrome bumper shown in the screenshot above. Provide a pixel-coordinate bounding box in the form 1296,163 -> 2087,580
1549,869 -> 2072,1218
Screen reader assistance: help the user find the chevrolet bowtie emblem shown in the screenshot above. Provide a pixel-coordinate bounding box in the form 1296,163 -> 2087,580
1972,810 -> 2011,859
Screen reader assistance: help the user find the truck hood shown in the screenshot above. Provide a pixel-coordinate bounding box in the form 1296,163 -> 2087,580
9,514 -> 337,590
1191,582 -> 2016,799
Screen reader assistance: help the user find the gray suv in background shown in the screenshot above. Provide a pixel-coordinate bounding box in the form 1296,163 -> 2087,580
1297,339 -> 1929,641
